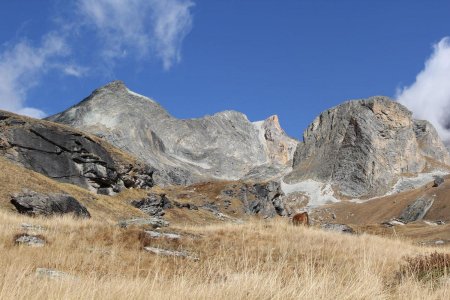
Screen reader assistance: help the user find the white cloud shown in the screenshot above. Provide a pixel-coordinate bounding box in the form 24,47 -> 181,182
150,0 -> 194,70
77,0 -> 194,69
397,37 -> 450,143
0,0 -> 194,118
62,64 -> 89,77
0,33 -> 69,118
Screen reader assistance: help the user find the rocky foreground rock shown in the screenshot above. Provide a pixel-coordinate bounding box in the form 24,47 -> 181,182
47,81 -> 298,184
0,110 -> 154,194
286,97 -> 450,198
11,190 -> 91,218
398,196 -> 434,223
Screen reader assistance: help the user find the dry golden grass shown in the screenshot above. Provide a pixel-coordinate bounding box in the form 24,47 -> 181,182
1,209 -> 450,299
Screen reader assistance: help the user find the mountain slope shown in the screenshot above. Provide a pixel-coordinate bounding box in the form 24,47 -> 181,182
47,81 -> 298,184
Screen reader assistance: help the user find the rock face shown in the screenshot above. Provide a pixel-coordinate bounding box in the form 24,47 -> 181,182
321,223 -> 354,234
286,97 -> 450,198
144,246 -> 199,260
47,81 -> 297,184
131,193 -> 172,217
11,190 -> 91,218
398,196 -> 434,223
0,110 -> 153,194
253,115 -> 298,167
222,181 -> 287,218
433,176 -> 444,187
118,217 -> 169,228
35,268 -> 74,279
15,234 -> 46,247
413,120 -> 450,165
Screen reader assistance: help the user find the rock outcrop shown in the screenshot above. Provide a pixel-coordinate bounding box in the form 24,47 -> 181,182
320,223 -> 354,234
47,81 -> 297,184
11,190 -> 91,218
0,110 -> 153,194
398,196 -> 434,223
413,120 -> 450,165
118,217 -> 169,228
221,181 -> 287,218
15,234 -> 46,247
286,97 -> 450,198
144,246 -> 199,260
433,176 -> 444,187
131,193 -> 172,217
35,268 -> 74,279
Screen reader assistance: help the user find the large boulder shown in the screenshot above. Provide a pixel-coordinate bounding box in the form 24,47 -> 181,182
433,176 -> 444,187
11,190 -> 91,218
286,97 -> 449,198
0,110 -> 153,194
398,196 -> 434,223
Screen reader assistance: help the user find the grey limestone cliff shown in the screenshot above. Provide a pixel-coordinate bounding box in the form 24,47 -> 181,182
413,120 -> 450,165
285,96 -> 450,198
47,81 -> 298,184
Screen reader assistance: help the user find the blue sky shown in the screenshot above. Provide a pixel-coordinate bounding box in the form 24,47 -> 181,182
0,0 -> 450,140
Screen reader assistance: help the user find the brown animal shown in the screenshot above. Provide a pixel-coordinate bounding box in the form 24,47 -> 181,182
292,212 -> 309,226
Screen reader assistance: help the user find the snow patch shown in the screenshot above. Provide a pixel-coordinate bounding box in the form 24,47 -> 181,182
283,171 -> 448,207
126,88 -> 156,103
387,170 -> 448,195
281,179 -> 340,208
349,170 -> 449,203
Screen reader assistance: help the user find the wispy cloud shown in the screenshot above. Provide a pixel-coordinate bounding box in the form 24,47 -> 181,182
0,0 -> 194,118
77,0 -> 152,60
62,64 -> 89,77
77,0 -> 194,69
0,33 -> 69,118
397,37 -> 450,143
150,0 -> 194,70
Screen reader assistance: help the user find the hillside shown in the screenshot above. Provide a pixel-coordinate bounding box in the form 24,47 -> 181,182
2,210 -> 450,299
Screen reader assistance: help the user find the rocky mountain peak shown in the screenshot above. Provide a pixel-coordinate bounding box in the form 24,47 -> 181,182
265,115 -> 282,131
48,81 -> 298,184
286,96 -> 449,198
97,80 -> 127,92
82,80 -> 157,107
257,115 -> 297,166
45,84 -> 449,197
